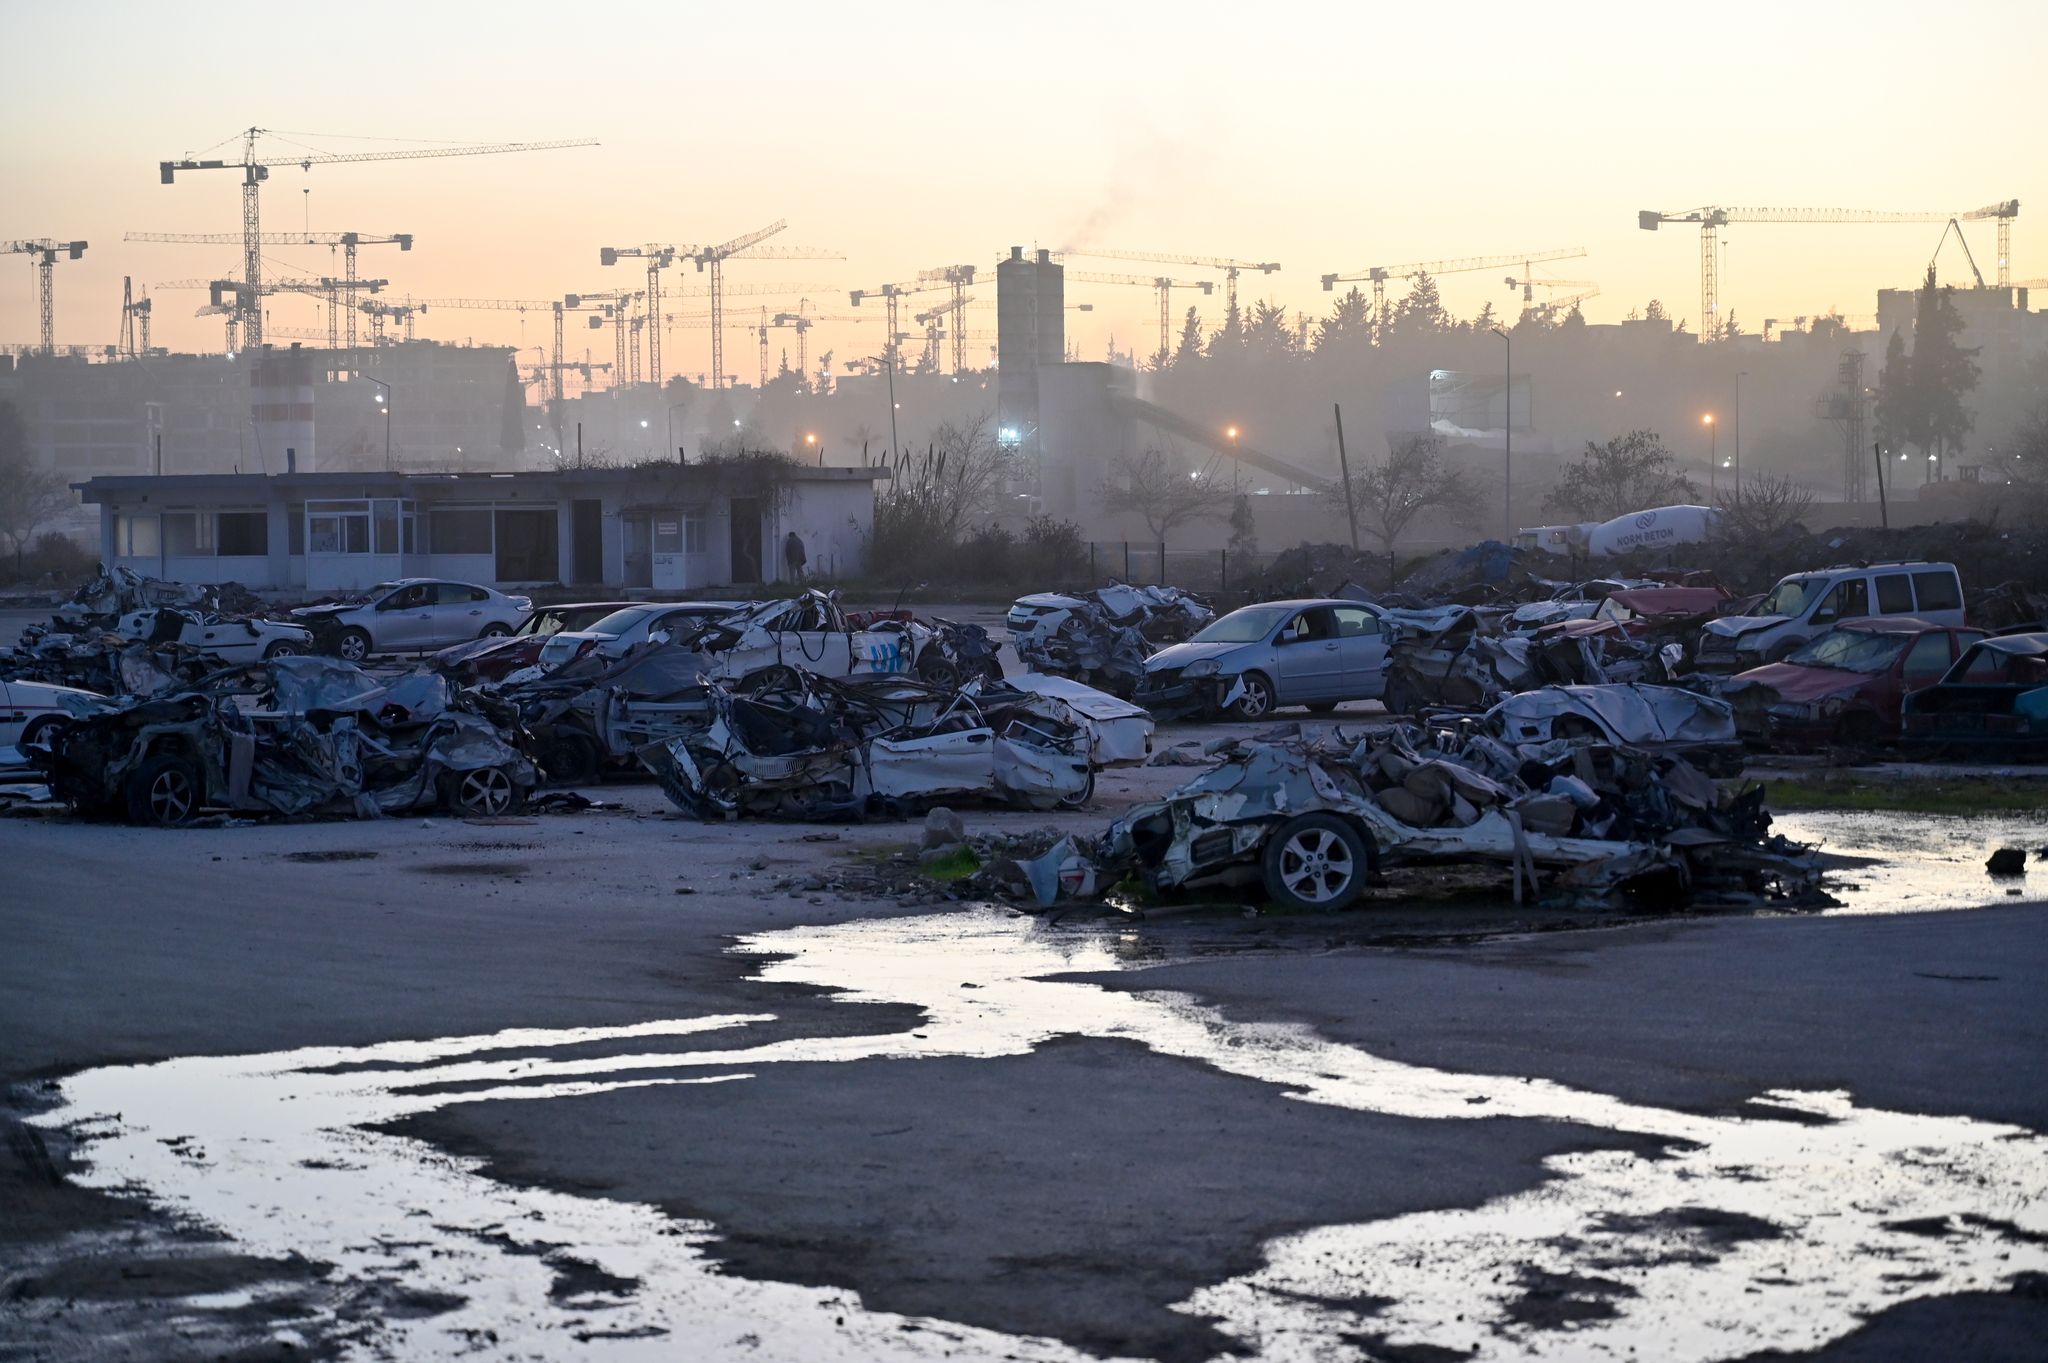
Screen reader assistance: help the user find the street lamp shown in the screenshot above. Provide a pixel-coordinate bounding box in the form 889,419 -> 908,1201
1489,326 -> 1511,542
1733,370 -> 1747,489
367,376 -> 392,471
1703,413 -> 1717,499
1225,425 -> 1241,489
804,431 -> 819,464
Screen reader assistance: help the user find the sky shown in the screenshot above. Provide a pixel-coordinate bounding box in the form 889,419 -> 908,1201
3,0 -> 2043,377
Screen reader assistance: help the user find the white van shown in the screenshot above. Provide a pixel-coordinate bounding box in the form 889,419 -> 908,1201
1696,561 -> 1965,671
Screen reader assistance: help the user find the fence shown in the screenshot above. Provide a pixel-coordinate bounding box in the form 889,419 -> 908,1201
1077,542 -> 1282,596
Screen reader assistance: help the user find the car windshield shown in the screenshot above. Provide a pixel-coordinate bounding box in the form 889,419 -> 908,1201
1758,576 -> 1825,616
1788,628 -> 1908,673
584,606 -> 661,636
1193,604 -> 1292,644
334,582 -> 399,606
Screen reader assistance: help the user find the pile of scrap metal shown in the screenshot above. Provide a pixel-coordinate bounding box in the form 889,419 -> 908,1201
0,625 -> 197,695
641,670 -> 1148,821
7,567 -> 308,693
54,565 -> 266,626
1019,716 -> 1813,913
1009,583 -> 1213,696
1382,589 -> 1728,714
29,655 -> 537,825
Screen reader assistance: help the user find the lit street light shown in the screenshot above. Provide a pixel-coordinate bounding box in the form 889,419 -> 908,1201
367,376 -> 392,471
1703,413 -> 1717,499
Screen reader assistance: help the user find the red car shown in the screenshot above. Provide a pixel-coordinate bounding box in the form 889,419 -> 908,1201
431,602 -> 639,684
1724,617 -> 1987,747
1539,586 -> 1733,642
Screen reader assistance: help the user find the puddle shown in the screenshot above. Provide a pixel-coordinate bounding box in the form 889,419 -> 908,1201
283,849 -> 380,863
1782,810 -> 2048,914
413,861 -> 531,878
36,845 -> 2048,1360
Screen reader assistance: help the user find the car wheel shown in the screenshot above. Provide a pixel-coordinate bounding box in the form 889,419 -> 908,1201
125,752 -> 204,827
1261,813 -> 1373,912
19,715 -> 69,753
1056,767 -> 1096,810
335,627 -> 372,663
479,622 -> 512,640
1231,671 -> 1275,720
738,665 -> 800,695
263,639 -> 300,659
541,732 -> 602,786
916,653 -> 963,690
444,765 -> 522,816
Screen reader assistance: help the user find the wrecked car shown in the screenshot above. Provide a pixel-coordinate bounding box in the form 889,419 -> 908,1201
1697,561 -> 1965,672
535,601 -> 748,672
1,678 -> 114,751
640,672 -> 1095,820
1010,583 -> 1213,695
1507,578 -> 1661,632
290,579 -> 534,662
113,606 -> 315,664
33,656 -> 538,825
1032,724 -> 1811,913
1483,684 -> 1743,775
652,589 -> 956,687
432,601 -> 640,685
1722,618 -> 1986,748
53,564 -> 264,628
1137,599 -> 1390,721
1901,631 -> 2048,757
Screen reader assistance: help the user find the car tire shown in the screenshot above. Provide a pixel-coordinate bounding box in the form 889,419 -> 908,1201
19,715 -> 69,752
126,751 -> 204,827
1231,671 -> 1276,721
1056,767 -> 1096,810
916,653 -> 963,690
479,622 -> 512,640
335,627 -> 372,663
737,665 -> 800,695
442,765 -> 524,817
263,639 -> 300,660
540,732 -> 602,786
1261,813 -> 1373,912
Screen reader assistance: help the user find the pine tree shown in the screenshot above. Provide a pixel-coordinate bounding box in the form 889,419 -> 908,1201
1172,306 -> 1205,368
1312,287 -> 1373,353
1391,272 -> 1451,335
1874,328 -> 1912,457
1907,265 -> 1981,478
1208,297 -> 1246,355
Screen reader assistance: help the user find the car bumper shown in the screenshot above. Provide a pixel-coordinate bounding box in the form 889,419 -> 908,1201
1135,672 -> 1240,719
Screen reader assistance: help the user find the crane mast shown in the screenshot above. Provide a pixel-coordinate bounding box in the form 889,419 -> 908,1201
3,239 -> 88,353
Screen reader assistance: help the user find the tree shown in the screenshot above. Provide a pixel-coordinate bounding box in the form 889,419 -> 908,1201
1907,265 -> 1981,478
1171,306 -> 1205,367
0,401 -> 69,575
1468,300 -> 1499,334
1208,298 -> 1245,355
1873,329 -> 1912,457
1643,299 -> 1669,322
1389,272 -> 1452,336
1543,429 -> 1699,521
1096,445 -> 1235,541
1246,299 -> 1298,362
1713,472 -> 1816,546
1324,433 -> 1478,559
1227,494 -> 1259,559
1312,287 -> 1373,354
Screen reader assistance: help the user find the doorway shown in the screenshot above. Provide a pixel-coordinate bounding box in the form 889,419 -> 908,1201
730,497 -> 763,584
570,499 -> 602,584
623,513 -> 652,589
493,508 -> 559,583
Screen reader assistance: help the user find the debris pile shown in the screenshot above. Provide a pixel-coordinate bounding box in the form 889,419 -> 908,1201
1010,583 -> 1212,695
640,672 -> 1101,820
54,565 -> 266,626
32,656 -> 538,825
1022,720 -> 1814,913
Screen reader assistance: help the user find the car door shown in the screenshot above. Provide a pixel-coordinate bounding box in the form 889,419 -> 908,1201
432,583 -> 493,647
0,681 -> 21,748
1331,606 -> 1390,699
1271,607 -> 1342,701
376,584 -> 436,649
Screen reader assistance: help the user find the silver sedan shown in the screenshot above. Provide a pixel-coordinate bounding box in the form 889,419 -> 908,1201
1134,598 -> 1392,719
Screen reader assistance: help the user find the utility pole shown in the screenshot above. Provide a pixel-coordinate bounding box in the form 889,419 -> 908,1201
1332,404 -> 1359,552
1490,326 -> 1512,542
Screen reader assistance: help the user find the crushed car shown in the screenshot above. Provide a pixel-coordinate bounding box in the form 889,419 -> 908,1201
1010,582 -> 1212,696
640,671 -> 1098,820
652,589 -> 966,687
113,606 -> 315,664
1482,684 -> 1744,775
1023,722 -> 1813,912
1901,631 -> 2048,758
31,655 -> 538,825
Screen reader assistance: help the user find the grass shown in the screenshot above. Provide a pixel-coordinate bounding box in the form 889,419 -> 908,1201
917,845 -> 982,881
1754,774 -> 2048,816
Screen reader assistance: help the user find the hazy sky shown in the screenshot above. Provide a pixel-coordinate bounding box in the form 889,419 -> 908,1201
3,0 -> 2042,375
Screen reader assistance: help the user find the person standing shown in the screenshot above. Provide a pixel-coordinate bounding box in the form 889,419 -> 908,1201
783,529 -> 808,583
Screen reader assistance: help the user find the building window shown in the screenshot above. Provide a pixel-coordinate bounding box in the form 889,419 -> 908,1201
310,513 -> 371,554
429,507 -> 493,555
288,504 -> 305,556
684,513 -> 706,553
162,511 -> 208,556
116,513 -> 160,557
374,501 -> 401,555
218,511 -> 267,556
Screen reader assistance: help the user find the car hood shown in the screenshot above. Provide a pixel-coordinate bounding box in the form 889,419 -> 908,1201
289,602 -> 355,619
1144,640 -> 1251,672
1012,593 -> 1087,612
434,635 -> 522,667
1702,614 -> 1789,642
1730,662 -> 1867,705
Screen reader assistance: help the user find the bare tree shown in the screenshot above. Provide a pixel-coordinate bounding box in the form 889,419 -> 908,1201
1096,445 -> 1235,541
1543,429 -> 1698,521
1325,433 -> 1479,558
1713,472 -> 1816,545
0,401 -> 70,575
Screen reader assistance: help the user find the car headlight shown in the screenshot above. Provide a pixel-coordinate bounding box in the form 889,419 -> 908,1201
1818,696 -> 1846,719
1183,658 -> 1220,677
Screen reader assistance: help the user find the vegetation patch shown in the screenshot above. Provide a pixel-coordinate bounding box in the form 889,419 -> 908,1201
1755,775 -> 2048,816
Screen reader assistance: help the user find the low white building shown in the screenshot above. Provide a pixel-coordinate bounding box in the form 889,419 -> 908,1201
72,462 -> 886,594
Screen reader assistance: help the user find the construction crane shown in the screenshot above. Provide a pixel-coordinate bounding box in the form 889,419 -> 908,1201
681,220 -> 843,389
3,238 -> 88,352
1321,248 -> 1586,332
769,307 -> 866,381
1636,201 -> 2019,338
920,265 -> 978,371
1066,272 -> 1214,361
848,278 -> 950,372
1528,288 -> 1599,321
1061,249 -> 1278,314
1504,275 -> 1598,303
159,128 -> 594,349
158,275 -> 389,356
911,294 -> 976,373
571,289 -> 642,391
359,299 -> 427,344
126,229 -> 412,354
419,295 -> 607,447
600,244 -> 679,387
119,278 -> 152,356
